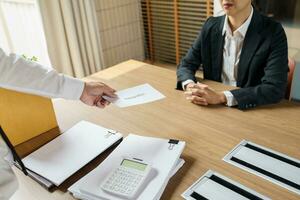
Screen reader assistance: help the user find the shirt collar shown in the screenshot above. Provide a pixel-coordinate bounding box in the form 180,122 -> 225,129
222,6 -> 253,38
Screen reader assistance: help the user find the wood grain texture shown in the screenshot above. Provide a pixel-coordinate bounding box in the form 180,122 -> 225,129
12,60 -> 300,200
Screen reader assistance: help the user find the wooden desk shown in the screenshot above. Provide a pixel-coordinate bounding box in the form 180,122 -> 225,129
11,60 -> 300,200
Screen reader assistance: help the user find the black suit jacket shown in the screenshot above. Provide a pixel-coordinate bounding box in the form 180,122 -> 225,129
176,9 -> 288,110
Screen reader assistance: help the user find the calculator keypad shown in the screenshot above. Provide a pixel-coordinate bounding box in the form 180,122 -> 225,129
102,167 -> 144,197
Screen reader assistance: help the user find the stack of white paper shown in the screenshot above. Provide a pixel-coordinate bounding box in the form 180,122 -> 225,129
68,134 -> 186,200
22,121 -> 123,186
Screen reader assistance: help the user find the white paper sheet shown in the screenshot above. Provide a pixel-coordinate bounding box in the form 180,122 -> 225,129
68,134 -> 185,200
22,121 -> 123,186
103,83 -> 165,108
154,158 -> 185,200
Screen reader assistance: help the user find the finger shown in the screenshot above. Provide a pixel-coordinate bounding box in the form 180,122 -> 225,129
100,83 -> 116,93
184,91 -> 193,96
186,96 -> 208,105
185,89 -> 206,97
96,101 -> 105,108
93,95 -> 102,105
86,101 -> 94,106
186,83 -> 197,89
101,99 -> 110,106
195,83 -> 209,89
104,84 -> 116,93
186,95 -> 206,102
102,86 -> 117,98
187,85 -> 198,90
185,86 -> 193,92
193,99 -> 208,106
91,82 -> 117,97
191,88 -> 207,97
196,83 -> 208,87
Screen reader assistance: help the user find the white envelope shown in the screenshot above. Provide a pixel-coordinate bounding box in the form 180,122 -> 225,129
104,83 -> 165,108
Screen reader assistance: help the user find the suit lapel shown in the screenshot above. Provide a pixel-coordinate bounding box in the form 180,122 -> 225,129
237,10 -> 263,86
211,16 -> 225,82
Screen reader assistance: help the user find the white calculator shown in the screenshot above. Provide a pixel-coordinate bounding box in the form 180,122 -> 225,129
101,157 -> 151,199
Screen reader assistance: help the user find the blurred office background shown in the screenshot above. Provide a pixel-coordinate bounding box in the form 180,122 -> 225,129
0,0 -> 299,99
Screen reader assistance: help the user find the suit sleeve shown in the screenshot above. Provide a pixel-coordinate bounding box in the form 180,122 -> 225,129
231,24 -> 288,110
0,48 -> 84,100
176,18 -> 211,90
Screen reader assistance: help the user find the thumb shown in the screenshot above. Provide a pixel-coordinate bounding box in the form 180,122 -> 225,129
102,86 -> 117,98
196,83 -> 208,89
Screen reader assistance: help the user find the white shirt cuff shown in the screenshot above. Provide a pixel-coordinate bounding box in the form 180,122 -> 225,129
223,91 -> 238,107
182,79 -> 195,90
62,76 -> 85,100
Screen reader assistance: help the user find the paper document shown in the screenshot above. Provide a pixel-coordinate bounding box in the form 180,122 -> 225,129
104,83 -> 165,108
154,158 -> 185,200
22,121 -> 123,186
68,134 -> 185,200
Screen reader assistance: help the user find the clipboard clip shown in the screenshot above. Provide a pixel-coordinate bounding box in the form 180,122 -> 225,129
168,139 -> 179,150
105,129 -> 118,138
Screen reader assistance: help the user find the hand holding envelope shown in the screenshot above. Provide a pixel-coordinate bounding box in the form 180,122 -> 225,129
103,83 -> 165,108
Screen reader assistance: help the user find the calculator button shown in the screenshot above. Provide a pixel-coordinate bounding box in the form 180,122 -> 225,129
102,166 -> 148,198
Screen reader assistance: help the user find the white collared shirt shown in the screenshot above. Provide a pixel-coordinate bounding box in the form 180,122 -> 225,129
183,7 -> 254,106
221,6 -> 253,87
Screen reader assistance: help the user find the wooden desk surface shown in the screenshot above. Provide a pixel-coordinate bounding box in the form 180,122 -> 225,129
12,60 -> 300,200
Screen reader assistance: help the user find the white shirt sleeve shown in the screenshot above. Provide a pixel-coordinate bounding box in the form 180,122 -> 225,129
223,90 -> 238,106
0,48 -> 85,199
0,48 -> 84,100
182,79 -> 195,90
0,140 -> 18,200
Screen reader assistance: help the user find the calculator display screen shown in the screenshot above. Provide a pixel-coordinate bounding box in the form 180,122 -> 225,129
121,159 -> 147,171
